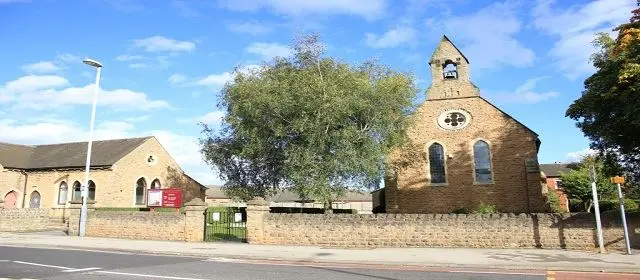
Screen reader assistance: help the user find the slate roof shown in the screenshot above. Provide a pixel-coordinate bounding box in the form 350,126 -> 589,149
205,185 -> 372,202
540,163 -> 576,177
0,136 -> 152,170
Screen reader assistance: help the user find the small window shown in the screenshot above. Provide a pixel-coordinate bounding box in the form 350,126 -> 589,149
554,179 -> 563,190
88,180 -> 96,201
151,179 -> 161,189
473,140 -> 493,184
29,191 -> 41,208
428,143 -> 446,184
58,182 -> 68,205
72,181 -> 82,201
135,178 -> 147,205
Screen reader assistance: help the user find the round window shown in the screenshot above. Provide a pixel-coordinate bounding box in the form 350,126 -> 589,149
146,155 -> 157,166
437,109 -> 471,130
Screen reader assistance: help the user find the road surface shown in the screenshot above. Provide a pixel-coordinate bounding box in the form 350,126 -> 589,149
0,246 -> 637,280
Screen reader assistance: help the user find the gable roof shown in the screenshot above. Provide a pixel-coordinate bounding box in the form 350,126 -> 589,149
429,35 -> 470,64
540,163 -> 576,177
0,136 -> 152,170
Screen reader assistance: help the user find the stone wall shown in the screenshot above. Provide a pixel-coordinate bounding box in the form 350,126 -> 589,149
67,199 -> 207,242
0,207 -> 50,232
252,210 -> 640,251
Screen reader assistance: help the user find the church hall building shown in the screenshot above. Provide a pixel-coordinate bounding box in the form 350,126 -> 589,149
384,35 -> 549,214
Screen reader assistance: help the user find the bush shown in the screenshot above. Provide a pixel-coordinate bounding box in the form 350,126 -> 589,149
599,199 -> 639,213
547,190 -> 566,213
473,202 -> 497,214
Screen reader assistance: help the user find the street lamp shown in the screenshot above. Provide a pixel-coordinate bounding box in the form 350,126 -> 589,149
79,58 -> 102,237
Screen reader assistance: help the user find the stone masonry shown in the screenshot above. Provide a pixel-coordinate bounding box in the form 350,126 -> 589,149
0,206 -> 50,232
250,211 -> 640,252
385,35 -> 548,214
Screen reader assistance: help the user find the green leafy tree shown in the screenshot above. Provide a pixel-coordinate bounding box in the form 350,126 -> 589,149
199,34 -> 419,208
560,155 -> 615,212
565,8 -> 640,198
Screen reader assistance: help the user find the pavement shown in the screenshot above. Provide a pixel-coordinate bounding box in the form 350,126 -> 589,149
1,231 -> 639,276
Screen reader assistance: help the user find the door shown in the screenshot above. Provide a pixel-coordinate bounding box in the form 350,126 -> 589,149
3,191 -> 17,208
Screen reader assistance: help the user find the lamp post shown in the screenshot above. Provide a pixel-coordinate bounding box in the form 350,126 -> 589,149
79,58 -> 102,237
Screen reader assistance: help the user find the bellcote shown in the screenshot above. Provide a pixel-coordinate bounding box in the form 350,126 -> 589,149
426,35 -> 479,100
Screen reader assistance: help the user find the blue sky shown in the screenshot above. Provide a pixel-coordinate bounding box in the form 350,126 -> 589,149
0,0 -> 634,186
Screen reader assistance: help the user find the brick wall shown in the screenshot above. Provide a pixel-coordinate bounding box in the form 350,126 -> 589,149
0,208 -> 50,232
254,212 -> 640,251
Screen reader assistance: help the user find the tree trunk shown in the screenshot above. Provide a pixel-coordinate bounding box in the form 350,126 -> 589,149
586,200 -> 593,213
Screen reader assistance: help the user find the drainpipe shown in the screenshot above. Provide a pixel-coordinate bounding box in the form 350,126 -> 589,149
20,170 -> 28,208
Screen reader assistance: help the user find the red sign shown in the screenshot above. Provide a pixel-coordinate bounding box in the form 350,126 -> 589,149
147,188 -> 182,208
161,188 -> 182,208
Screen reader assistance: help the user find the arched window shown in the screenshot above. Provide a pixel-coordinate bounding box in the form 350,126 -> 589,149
29,191 -> 41,208
58,181 -> 68,205
151,179 -> 161,189
442,60 -> 457,79
88,180 -> 96,201
72,181 -> 81,201
428,142 -> 446,184
135,178 -> 146,205
473,140 -> 493,183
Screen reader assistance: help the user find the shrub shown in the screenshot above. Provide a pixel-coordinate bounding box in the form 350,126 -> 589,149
473,202 -> 497,214
547,190 -> 566,213
599,199 -> 639,213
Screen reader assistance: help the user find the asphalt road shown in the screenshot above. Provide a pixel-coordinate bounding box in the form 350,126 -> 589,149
0,245 -> 550,280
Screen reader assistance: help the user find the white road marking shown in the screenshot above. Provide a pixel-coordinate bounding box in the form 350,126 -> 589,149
94,271 -> 212,280
202,257 -> 246,263
12,261 -> 73,270
449,270 -> 545,276
62,267 -> 102,273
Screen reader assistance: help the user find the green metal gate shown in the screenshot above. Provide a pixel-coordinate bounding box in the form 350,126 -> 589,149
204,207 -> 247,242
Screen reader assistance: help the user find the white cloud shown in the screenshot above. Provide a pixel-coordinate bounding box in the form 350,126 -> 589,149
168,73 -> 187,85
56,54 -> 80,63
132,36 -> 196,53
178,111 -> 225,125
491,76 -> 559,104
245,42 -> 292,60
365,26 -> 416,48
438,1 -> 535,71
228,21 -> 274,35
125,115 -> 151,122
195,72 -> 233,88
21,61 -> 62,73
116,54 -> 144,61
128,63 -> 148,69
218,0 -> 387,20
532,0 -> 634,80
0,75 -> 169,111
566,148 -> 598,162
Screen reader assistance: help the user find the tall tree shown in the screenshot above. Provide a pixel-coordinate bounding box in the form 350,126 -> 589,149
566,8 -> 640,197
560,155 -> 616,212
199,34 -> 419,208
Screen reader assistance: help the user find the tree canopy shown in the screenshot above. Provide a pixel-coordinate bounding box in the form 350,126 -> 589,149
199,34 -> 419,207
566,8 -> 640,197
559,155 -> 615,212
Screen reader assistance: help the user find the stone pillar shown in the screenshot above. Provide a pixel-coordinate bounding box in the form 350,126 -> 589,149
184,198 -> 207,242
246,197 -> 270,244
67,200 -> 95,236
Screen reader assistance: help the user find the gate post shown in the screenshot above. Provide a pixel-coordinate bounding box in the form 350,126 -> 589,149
246,197 -> 269,244
184,198 -> 207,242
67,200 -> 95,236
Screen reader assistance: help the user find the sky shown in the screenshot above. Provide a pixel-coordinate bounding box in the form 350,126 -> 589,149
0,0 -> 635,186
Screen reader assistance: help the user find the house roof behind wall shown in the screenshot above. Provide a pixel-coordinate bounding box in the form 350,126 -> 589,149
0,136 -> 152,170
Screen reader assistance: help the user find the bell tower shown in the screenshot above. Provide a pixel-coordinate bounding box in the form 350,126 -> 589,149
426,35 -> 479,100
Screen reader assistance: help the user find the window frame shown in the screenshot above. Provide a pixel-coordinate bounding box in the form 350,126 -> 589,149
135,177 -> 147,205
471,139 -> 494,185
426,141 -> 448,186
57,181 -> 68,205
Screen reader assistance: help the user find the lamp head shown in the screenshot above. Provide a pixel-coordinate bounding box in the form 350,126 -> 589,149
83,58 -> 102,68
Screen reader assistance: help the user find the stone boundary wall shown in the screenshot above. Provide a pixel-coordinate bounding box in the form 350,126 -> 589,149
66,199 -> 207,242
253,210 -> 640,251
0,208 -> 50,232
85,211 -> 186,241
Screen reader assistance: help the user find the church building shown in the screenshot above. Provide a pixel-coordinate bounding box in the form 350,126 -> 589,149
384,35 -> 549,214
